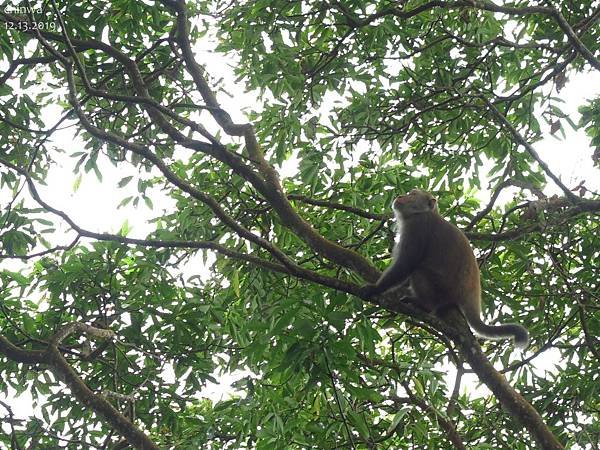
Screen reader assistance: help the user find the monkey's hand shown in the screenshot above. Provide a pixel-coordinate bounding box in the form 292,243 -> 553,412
359,284 -> 378,298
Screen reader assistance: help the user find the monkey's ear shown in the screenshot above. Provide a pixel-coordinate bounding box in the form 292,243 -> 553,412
428,198 -> 437,209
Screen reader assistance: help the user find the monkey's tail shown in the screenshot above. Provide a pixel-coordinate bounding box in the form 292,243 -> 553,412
462,308 -> 529,349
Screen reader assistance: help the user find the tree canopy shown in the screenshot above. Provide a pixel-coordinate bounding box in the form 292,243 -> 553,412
1,1 -> 599,449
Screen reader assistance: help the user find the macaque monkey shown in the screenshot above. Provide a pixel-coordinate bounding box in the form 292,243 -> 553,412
362,189 -> 529,349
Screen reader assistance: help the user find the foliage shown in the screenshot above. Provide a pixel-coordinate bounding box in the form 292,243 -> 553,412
0,0 -> 599,449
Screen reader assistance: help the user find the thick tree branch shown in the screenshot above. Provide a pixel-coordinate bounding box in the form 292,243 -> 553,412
0,335 -> 46,364
0,54 -> 60,86
50,322 -> 115,345
352,291 -> 564,448
0,322 -> 158,450
148,1 -> 378,281
413,308 -> 565,450
0,236 -> 80,260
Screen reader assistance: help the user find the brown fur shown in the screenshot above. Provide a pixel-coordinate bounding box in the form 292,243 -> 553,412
363,190 -> 529,349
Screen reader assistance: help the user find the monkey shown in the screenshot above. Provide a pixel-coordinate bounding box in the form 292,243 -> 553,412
361,189 -> 529,349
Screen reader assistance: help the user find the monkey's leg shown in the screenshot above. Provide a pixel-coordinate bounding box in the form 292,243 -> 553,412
409,272 -> 439,312
403,296 -> 432,312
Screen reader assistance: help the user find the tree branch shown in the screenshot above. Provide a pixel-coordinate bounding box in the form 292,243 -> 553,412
435,309 -> 565,450
0,322 -> 158,450
481,97 -> 579,202
0,158 -> 361,295
398,381 -> 467,450
142,1 -> 376,281
21,11 -> 380,281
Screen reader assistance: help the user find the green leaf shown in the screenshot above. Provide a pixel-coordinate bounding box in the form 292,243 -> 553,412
231,269 -> 240,297
118,176 -> 134,187
119,219 -> 130,236
72,174 -> 82,192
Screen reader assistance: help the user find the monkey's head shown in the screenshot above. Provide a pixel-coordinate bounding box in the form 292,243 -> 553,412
393,189 -> 438,218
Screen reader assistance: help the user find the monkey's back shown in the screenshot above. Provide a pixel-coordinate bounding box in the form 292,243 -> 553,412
406,213 -> 481,312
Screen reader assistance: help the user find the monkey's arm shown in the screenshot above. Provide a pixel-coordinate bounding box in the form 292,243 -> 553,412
362,238 -> 422,297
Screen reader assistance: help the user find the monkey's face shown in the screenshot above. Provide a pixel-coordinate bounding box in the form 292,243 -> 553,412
393,189 -> 437,217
